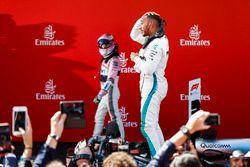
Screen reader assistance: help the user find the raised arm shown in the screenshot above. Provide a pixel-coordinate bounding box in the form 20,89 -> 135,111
33,111 -> 66,167
130,16 -> 146,45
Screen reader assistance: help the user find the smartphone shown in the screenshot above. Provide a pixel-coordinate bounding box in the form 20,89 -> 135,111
60,100 -> 85,128
12,106 -> 28,136
0,123 -> 11,153
60,100 -> 84,114
205,113 -> 220,126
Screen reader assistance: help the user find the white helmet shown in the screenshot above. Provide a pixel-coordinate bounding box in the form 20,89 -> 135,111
97,33 -> 117,58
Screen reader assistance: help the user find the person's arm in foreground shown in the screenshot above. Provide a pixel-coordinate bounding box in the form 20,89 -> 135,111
147,110 -> 211,167
33,111 -> 66,167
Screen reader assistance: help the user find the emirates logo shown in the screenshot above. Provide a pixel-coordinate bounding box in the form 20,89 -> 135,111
180,24 -> 211,46
189,25 -> 201,40
119,106 -> 138,128
120,106 -> 128,122
44,79 -> 56,94
35,79 -> 65,100
44,25 -> 56,40
35,24 -> 65,46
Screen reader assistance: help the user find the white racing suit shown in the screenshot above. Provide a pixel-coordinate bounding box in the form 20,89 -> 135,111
93,53 -> 125,139
130,17 -> 169,156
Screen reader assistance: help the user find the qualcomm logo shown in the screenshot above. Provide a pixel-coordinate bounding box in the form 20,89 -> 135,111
119,106 -> 138,128
200,143 -> 231,149
35,79 -> 66,100
35,25 -> 65,46
180,25 -> 211,46
120,52 -> 136,74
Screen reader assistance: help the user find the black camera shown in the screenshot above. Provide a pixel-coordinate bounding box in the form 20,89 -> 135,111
205,113 -> 220,126
60,100 -> 84,114
60,100 -> 85,128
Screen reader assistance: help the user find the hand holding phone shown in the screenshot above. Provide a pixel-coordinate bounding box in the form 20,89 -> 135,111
12,106 -> 28,136
20,115 -> 33,150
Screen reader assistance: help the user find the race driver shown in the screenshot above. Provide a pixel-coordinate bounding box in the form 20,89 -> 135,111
93,33 -> 125,140
130,12 -> 169,156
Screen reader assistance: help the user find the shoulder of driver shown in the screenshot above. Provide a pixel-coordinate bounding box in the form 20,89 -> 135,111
147,38 -> 168,58
110,55 -> 121,67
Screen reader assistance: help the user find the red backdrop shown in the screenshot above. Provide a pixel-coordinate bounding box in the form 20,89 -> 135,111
0,0 -> 250,142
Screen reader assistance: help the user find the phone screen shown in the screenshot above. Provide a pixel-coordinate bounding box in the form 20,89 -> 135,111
60,101 -> 85,128
60,101 -> 84,114
191,99 -> 201,115
14,111 -> 26,131
205,114 -> 220,126
0,123 -> 11,152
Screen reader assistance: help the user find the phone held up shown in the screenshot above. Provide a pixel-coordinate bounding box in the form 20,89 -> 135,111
12,106 -> 28,136
60,100 -> 85,128
0,123 -> 12,153
190,99 -> 220,126
60,100 -> 84,115
205,113 -> 220,126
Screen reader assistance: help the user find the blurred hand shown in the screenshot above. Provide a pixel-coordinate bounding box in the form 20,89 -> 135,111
130,52 -> 139,62
93,95 -> 101,104
19,115 -> 33,158
171,145 -> 184,160
189,141 -> 198,157
0,147 -> 5,158
19,115 -> 33,149
185,110 -> 211,134
50,111 -> 67,139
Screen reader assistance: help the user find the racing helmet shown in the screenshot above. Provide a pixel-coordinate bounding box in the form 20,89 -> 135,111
97,33 -> 117,58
